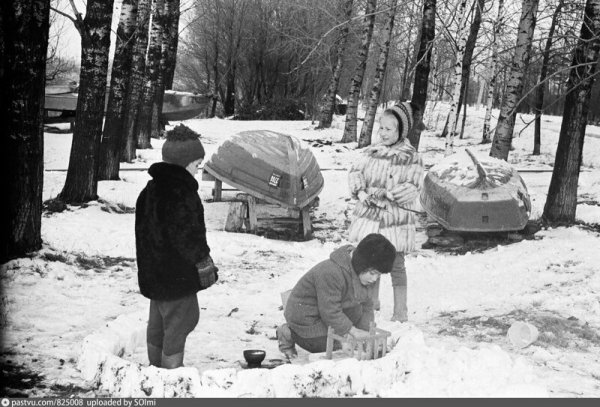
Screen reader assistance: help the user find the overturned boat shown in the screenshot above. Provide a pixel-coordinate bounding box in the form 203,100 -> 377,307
420,149 -> 531,232
203,130 -> 324,209
44,85 -> 210,121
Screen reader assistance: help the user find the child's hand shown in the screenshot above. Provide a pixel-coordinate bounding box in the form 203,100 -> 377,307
196,256 -> 219,289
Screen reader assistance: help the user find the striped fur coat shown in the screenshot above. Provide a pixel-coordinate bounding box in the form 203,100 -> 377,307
348,139 -> 424,253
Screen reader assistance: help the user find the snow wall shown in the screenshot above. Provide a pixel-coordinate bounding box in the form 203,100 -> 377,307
77,313 -> 548,397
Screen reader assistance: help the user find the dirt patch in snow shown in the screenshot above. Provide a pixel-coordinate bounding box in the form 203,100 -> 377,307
435,309 -> 600,351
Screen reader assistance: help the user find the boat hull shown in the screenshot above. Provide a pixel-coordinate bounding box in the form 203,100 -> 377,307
420,152 -> 531,232
44,88 -> 209,121
203,130 -> 324,209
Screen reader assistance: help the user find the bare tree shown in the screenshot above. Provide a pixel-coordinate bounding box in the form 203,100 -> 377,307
482,0 -> 504,144
318,0 -> 354,129
59,0 -> 115,203
533,0 -> 563,155
137,0 -> 164,149
122,0 -> 151,162
99,0 -> 139,180
444,0 -> 469,156
489,0 -> 539,160
359,0 -> 398,147
163,0 -> 180,90
543,0 -> 600,223
1,0 -> 50,262
341,0 -> 377,143
440,0 -> 485,139
408,0 -> 436,151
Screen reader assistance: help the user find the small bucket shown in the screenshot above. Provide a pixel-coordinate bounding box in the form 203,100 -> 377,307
507,321 -> 539,348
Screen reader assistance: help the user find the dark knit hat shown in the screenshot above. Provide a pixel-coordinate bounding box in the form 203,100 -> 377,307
162,124 -> 205,167
385,102 -> 414,141
351,233 -> 396,275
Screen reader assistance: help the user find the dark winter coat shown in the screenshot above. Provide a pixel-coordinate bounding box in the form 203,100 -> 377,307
284,245 -> 376,338
135,162 -> 211,300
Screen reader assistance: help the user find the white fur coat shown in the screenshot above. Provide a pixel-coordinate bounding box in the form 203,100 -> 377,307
347,139 -> 424,253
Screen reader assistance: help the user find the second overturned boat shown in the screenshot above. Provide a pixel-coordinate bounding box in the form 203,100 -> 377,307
420,149 -> 531,232
45,84 -> 210,122
203,130 -> 324,209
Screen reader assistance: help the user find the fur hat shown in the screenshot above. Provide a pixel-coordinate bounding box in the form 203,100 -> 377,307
351,233 -> 396,275
162,124 -> 205,168
385,102 -> 414,141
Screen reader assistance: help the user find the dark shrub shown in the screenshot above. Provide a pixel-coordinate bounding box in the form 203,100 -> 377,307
234,99 -> 305,120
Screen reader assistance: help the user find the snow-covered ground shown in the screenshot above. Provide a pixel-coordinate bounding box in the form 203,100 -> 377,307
2,103 -> 600,397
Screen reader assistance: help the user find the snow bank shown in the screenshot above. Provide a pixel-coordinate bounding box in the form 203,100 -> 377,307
78,314 -> 547,397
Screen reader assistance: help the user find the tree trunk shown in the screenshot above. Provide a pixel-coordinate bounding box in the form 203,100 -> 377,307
444,0 -> 468,156
440,0 -> 484,139
408,0 -> 436,151
459,77 -> 469,139
533,0 -> 563,155
341,0 -> 377,144
489,0 -> 539,160
1,0 -> 49,262
60,0 -> 114,203
137,0 -> 164,149
318,0 -> 353,129
99,0 -> 138,180
543,0 -> 600,223
151,0 -> 176,139
122,0 -> 151,162
163,0 -> 180,90
359,0 -> 397,147
482,0 -> 504,144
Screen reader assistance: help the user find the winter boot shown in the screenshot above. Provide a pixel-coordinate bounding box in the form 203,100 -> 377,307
392,285 -> 408,322
276,323 -> 297,359
161,351 -> 184,369
147,342 -> 162,367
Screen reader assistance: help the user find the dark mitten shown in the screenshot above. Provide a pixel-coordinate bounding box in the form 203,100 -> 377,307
196,256 -> 219,289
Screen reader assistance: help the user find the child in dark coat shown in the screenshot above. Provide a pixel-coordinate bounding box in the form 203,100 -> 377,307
278,234 -> 396,357
135,125 -> 218,369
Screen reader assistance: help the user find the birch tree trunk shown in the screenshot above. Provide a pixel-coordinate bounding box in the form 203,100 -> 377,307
543,0 -> 600,223
122,0 -> 151,162
137,0 -> 164,149
60,0 -> 114,203
99,0 -> 138,180
340,0 -> 377,144
358,0 -> 398,147
408,0 -> 436,151
151,0 -> 176,139
533,0 -> 563,155
444,0 -> 469,156
163,0 -> 180,90
318,0 -> 353,129
489,0 -> 539,160
1,0 -> 50,262
482,0 -> 504,144
441,0 -> 485,139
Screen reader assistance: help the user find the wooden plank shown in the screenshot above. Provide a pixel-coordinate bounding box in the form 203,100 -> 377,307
326,327 -> 334,359
301,207 -> 312,239
224,201 -> 247,232
213,180 -> 223,201
247,195 -> 258,233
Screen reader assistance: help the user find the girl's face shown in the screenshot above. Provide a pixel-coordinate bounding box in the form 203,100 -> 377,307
359,268 -> 382,286
378,113 -> 400,146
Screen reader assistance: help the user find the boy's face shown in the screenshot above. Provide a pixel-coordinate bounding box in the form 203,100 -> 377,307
186,158 -> 203,176
359,268 -> 382,286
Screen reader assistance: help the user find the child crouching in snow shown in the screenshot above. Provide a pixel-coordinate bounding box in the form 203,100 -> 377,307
277,234 -> 396,358
135,125 -> 218,369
